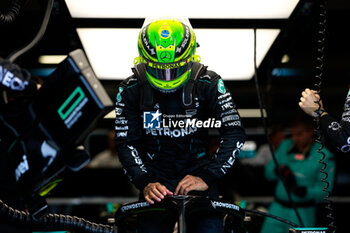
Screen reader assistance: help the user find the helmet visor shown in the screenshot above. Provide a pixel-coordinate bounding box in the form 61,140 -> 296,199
146,63 -> 190,81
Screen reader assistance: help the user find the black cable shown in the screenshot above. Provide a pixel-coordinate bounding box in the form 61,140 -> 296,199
0,0 -> 26,24
0,199 -> 117,233
7,0 -> 53,63
312,1 -> 336,232
244,208 -> 299,228
115,196 -> 299,230
253,28 -> 304,226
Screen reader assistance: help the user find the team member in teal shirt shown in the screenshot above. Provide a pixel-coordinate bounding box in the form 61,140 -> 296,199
260,116 -> 335,233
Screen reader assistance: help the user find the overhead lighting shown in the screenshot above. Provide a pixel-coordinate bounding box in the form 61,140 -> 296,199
65,0 -> 299,19
195,29 -> 280,80
77,28 -> 280,80
38,55 -> 67,64
76,28 -> 139,80
30,68 -> 55,77
281,54 -> 290,63
103,110 -> 116,119
104,108 -> 267,119
271,68 -> 311,78
238,109 -> 267,118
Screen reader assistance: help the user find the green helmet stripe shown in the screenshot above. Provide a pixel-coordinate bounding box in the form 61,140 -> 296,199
138,38 -> 158,62
138,19 -> 196,63
137,18 -> 197,92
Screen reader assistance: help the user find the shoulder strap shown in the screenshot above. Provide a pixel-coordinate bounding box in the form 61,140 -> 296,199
132,63 -> 154,111
182,62 -> 206,108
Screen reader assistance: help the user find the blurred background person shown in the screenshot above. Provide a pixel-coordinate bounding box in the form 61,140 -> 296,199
220,125 -> 286,201
240,125 -> 286,167
260,115 -> 335,233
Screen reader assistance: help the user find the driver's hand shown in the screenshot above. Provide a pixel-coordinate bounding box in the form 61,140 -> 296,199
143,182 -> 173,204
175,175 -> 208,195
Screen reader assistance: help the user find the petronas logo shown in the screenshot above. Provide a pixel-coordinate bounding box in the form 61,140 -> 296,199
218,79 -> 226,94
117,87 -> 124,102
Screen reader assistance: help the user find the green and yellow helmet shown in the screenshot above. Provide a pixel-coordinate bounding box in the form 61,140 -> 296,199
136,17 -> 199,93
